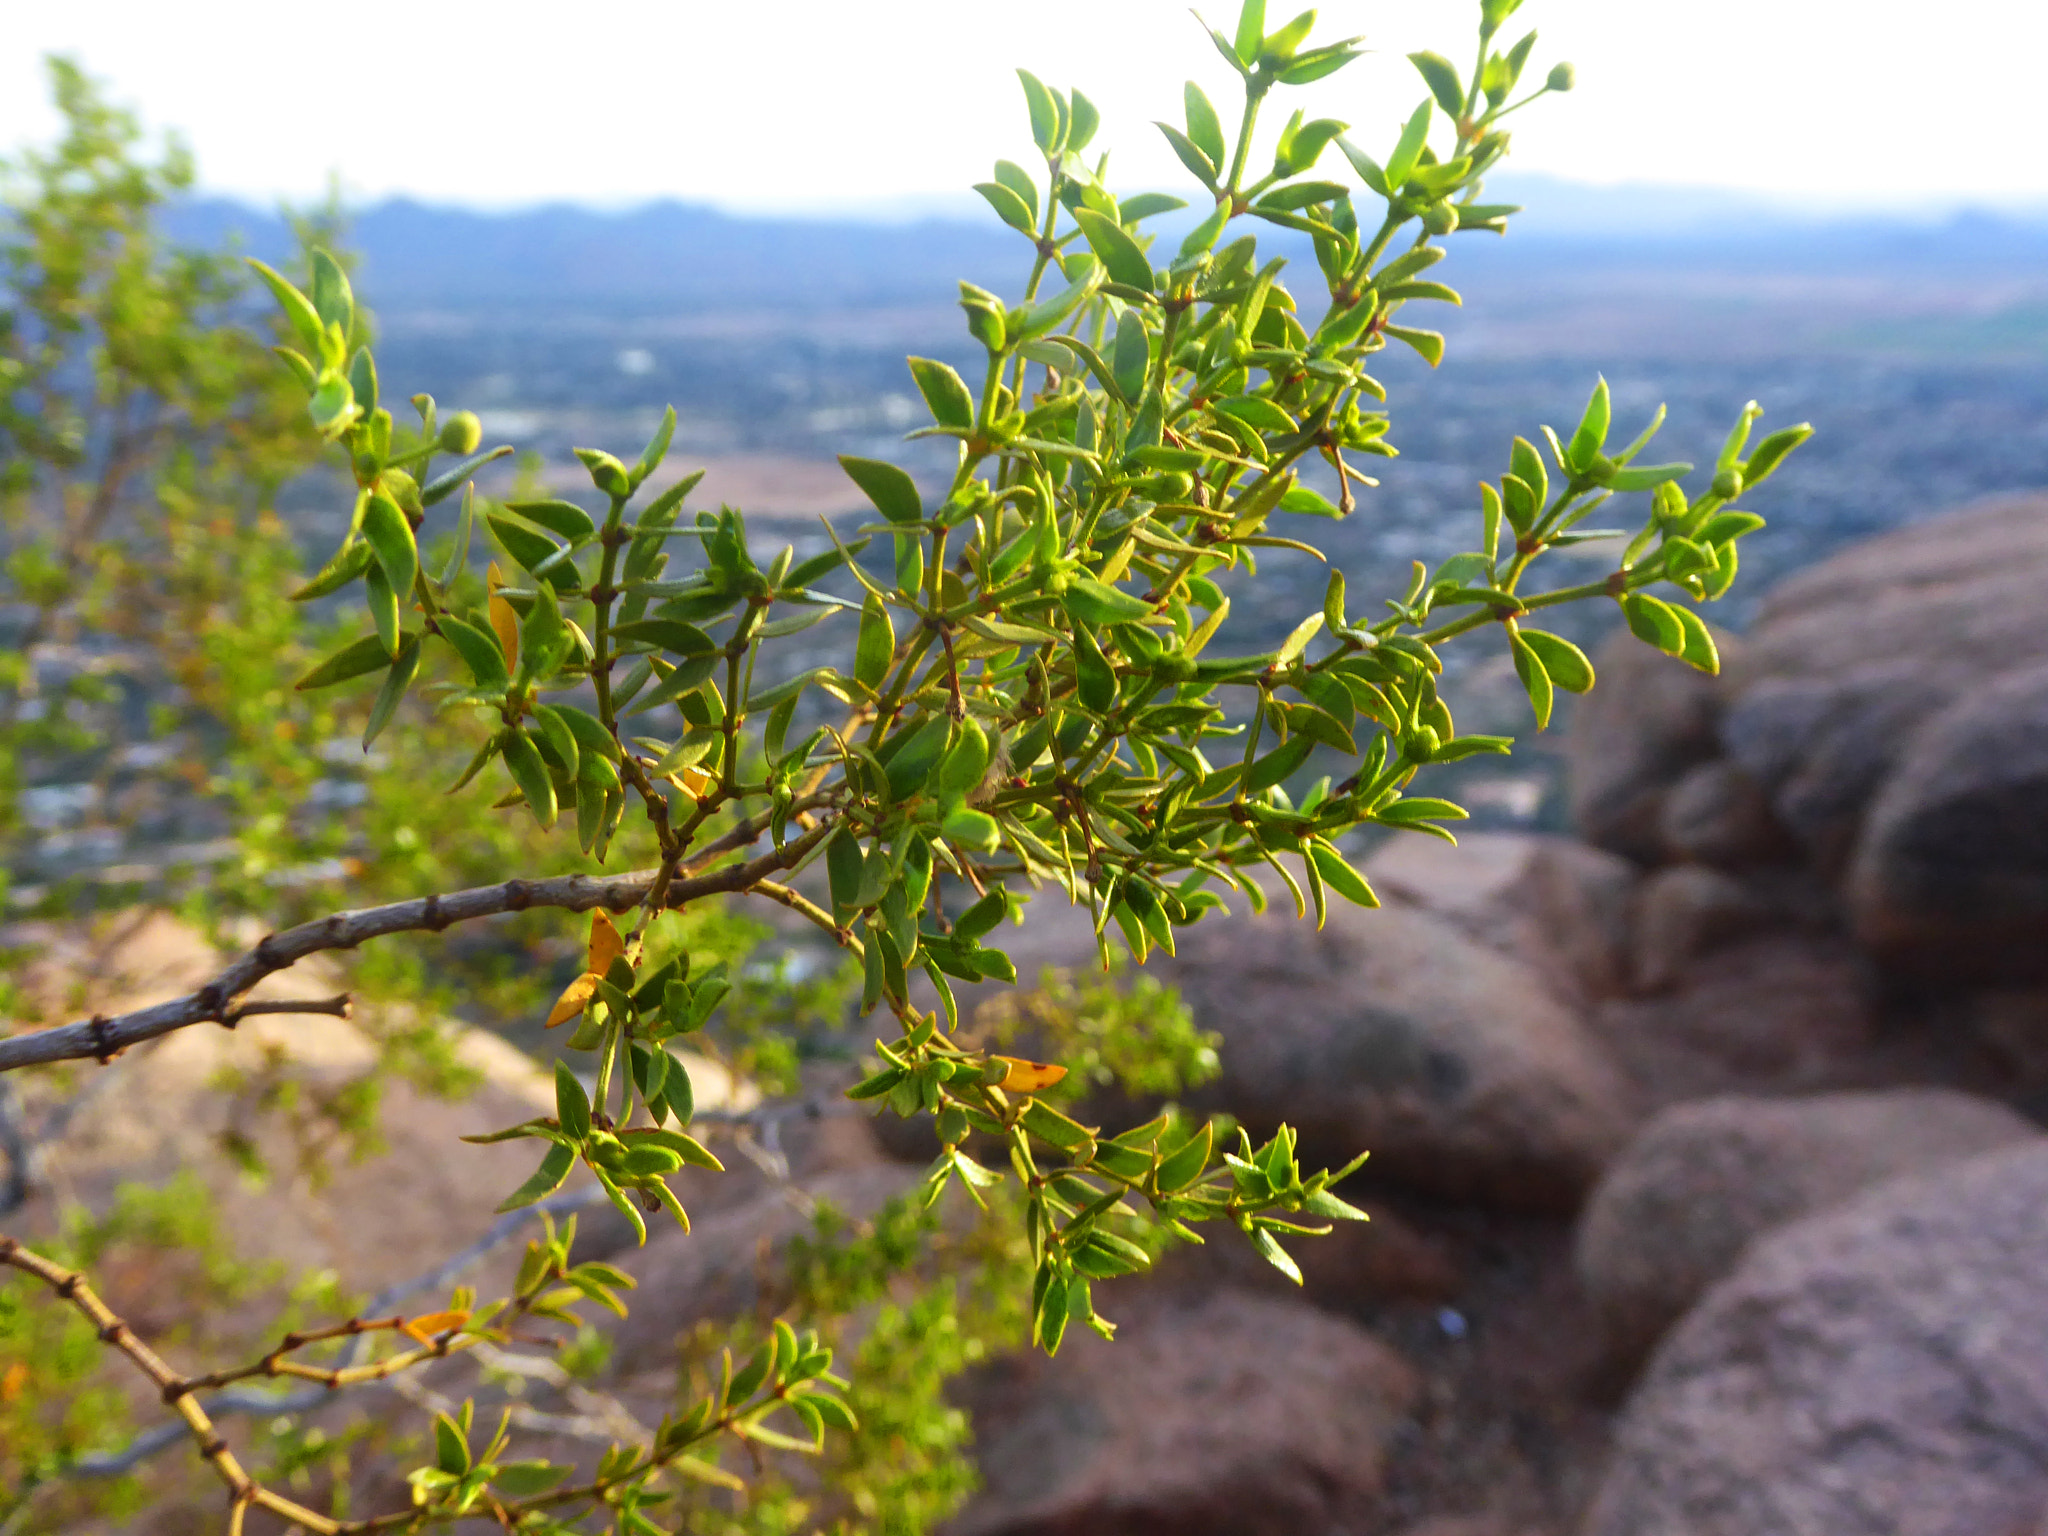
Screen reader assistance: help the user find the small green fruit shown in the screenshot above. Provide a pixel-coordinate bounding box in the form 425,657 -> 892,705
439,411 -> 483,455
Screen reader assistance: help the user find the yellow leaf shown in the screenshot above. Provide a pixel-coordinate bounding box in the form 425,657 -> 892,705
994,1055 -> 1068,1093
667,764 -> 715,798
399,1309 -> 470,1345
546,971 -> 600,1028
587,910 -> 625,976
0,1361 -> 27,1402
487,561 -> 519,672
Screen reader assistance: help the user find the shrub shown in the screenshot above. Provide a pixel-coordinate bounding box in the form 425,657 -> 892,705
0,3 -> 1807,1530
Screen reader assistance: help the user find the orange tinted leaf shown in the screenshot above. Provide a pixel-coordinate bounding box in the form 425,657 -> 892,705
487,561 -> 519,670
995,1056 -> 1069,1093
400,1309 -> 471,1344
546,971 -> 600,1028
587,911 -> 624,976
670,764 -> 714,797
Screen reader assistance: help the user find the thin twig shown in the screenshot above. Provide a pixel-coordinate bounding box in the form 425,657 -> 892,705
59,1181 -> 616,1480
0,823 -> 830,1074
0,1235 -> 343,1533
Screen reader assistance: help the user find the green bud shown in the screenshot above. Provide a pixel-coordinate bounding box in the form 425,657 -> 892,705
439,411 -> 482,455
1420,200 -> 1459,235
577,448 -> 631,499
1405,725 -> 1440,762
1711,467 -> 1744,500
309,371 -> 358,439
1546,61 -> 1575,92
381,467 -> 422,516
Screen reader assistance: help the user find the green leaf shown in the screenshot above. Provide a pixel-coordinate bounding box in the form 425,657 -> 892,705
1567,376 -> 1612,472
942,806 -> 1001,852
555,1061 -> 591,1142
1384,325 -> 1445,367
1060,575 -> 1155,625
1233,0 -> 1266,64
1280,44 -> 1363,84
503,729 -> 558,829
1071,208 -> 1153,294
611,618 -> 717,656
839,455 -> 922,523
1385,100 -> 1433,188
1309,842 -> 1379,907
363,632 -> 422,749
310,249 -> 354,333
855,593 -> 895,690
907,357 -> 975,430
1017,69 -> 1062,153
360,493 -> 418,604
487,513 -> 577,592
1742,423 -> 1813,488
291,537 -> 373,601
974,179 -> 1037,235
496,1142 -> 575,1213
1244,733 -> 1314,793
1339,137 -> 1390,197
1620,590 -> 1684,655
1119,192 -> 1188,222
1279,485 -> 1343,517
631,405 -> 677,489
1409,50 -> 1465,115
1183,81 -> 1226,167
492,1462 -> 570,1499
504,499 -> 597,542
296,632 -> 397,691
1253,1225 -> 1303,1284
438,615 -> 511,689
421,445 -> 513,508
1508,629 -> 1555,729
1156,122 -> 1221,189
1515,629 -> 1594,692
1068,90 -> 1101,153
1666,602 -> 1721,673
1072,623 -> 1117,713
247,259 -> 323,354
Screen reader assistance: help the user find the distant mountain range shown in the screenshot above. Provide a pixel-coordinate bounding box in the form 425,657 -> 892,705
167,176 -> 2048,318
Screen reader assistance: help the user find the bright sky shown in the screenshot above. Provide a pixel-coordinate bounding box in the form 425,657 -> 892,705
0,0 -> 2037,214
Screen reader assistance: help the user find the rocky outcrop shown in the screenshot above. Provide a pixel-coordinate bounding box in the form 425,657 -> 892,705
1365,831 -> 1638,1003
1567,634 -> 1731,865
949,1289 -> 1419,1536
1846,661 -> 2048,979
1583,1140 -> 2048,1536
1574,1089 -> 2039,1368
1163,899 -> 1639,1212
1568,493 -> 2048,982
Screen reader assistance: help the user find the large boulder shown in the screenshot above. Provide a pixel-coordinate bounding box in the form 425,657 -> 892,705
1365,831 -> 1638,1003
948,1289 -> 1419,1536
1588,936 -> 1879,1102
1582,1140 -> 2048,1536
1846,662 -> 2048,979
1567,632 -> 1731,864
1627,865 -> 1769,993
1721,493 -> 2048,878
1162,899 -> 1639,1212
1574,1089 -> 2039,1367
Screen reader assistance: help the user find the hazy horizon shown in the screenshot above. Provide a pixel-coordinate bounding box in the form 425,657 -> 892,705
4,1 -> 2041,214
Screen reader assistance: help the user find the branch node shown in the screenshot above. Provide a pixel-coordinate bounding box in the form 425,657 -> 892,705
89,1014 -> 122,1062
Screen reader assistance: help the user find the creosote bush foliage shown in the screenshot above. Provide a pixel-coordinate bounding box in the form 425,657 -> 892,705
0,1 -> 1809,1530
